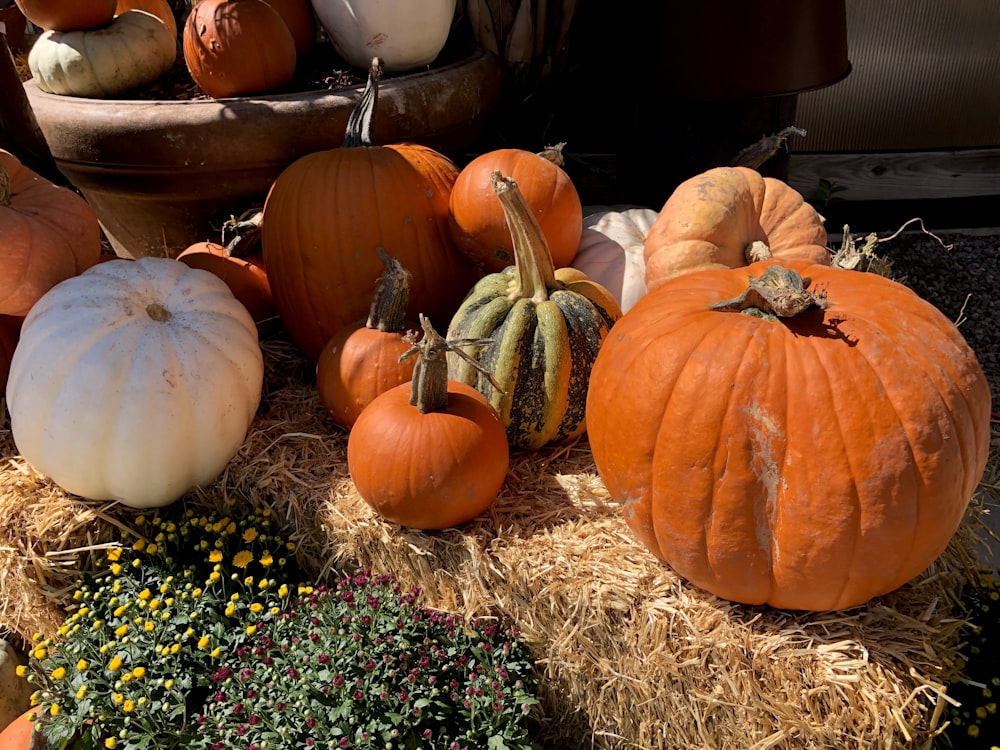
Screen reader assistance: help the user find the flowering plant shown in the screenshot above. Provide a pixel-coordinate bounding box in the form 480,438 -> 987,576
20,501 -> 302,749
192,571 -> 540,749
19,501 -> 541,750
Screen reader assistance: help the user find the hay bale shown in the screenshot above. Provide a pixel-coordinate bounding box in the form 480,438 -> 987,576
0,333 -> 990,749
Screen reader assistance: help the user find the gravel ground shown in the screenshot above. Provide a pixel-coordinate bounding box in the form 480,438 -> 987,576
855,229 -> 1000,407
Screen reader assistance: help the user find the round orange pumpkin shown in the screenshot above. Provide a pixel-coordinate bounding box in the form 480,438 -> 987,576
448,145 -> 583,273
586,258 -> 992,611
261,0 -> 314,55
643,166 -> 831,290
177,241 -> 274,327
14,0 -> 116,30
0,149 -> 102,317
262,61 -> 477,361
183,0 -> 297,98
114,0 -> 177,37
347,316 -> 509,530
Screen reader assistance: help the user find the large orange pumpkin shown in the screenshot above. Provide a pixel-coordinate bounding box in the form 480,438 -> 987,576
0,149 -> 102,317
643,166 -> 831,290
448,145 -> 582,273
262,60 -> 476,361
114,0 -> 177,37
14,0 -> 116,30
183,0 -> 297,98
586,259 -> 992,611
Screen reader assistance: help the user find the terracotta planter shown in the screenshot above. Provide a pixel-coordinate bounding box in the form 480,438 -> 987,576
23,48 -> 502,259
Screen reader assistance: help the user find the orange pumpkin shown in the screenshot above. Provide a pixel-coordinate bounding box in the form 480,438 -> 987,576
183,0 -> 297,98
261,0 -> 314,55
316,250 -> 418,430
0,149 -> 102,317
586,259 -> 992,611
347,316 -> 509,530
14,0 -> 116,30
261,60 -> 476,361
448,145 -> 582,273
177,242 -> 274,327
114,0 -> 177,37
643,166 -> 831,290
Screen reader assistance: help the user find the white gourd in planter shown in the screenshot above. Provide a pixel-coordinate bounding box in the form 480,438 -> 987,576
5,258 -> 264,508
570,206 -> 658,313
28,10 -> 176,98
311,0 -> 457,72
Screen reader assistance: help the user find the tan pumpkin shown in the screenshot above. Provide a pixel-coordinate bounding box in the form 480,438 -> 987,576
0,149 -> 101,317
27,9 -> 177,97
114,0 -> 177,38
643,166 -> 831,290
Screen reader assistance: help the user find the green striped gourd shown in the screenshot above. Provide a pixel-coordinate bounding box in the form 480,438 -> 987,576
446,170 -> 621,450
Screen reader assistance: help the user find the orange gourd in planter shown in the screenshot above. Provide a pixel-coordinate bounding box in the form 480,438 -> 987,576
183,0 -> 297,98
114,0 -> 177,37
347,315 -> 509,530
449,144 -> 583,273
316,249 -> 418,430
0,149 -> 101,317
14,0 -> 116,30
261,0 -> 315,55
261,59 -> 477,361
643,166 -> 831,290
586,258 -> 992,611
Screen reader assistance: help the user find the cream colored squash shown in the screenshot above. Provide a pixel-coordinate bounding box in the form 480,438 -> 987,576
311,0 -> 457,72
27,9 -> 176,97
570,206 -> 658,313
5,258 -> 264,508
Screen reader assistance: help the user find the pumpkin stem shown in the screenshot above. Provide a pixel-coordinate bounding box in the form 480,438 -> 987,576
745,240 -> 772,263
221,209 -> 263,258
491,170 -> 559,304
146,302 -> 171,322
400,314 -> 501,414
344,57 -> 384,149
0,163 -> 10,206
538,142 -> 567,167
709,265 -> 829,319
366,248 -> 412,332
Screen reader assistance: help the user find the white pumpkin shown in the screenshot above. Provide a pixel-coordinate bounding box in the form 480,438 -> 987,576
6,258 -> 264,508
28,10 -> 176,98
570,206 -> 659,313
311,0 -> 457,73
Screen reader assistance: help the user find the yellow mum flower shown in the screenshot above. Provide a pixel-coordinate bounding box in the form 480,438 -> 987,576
57,625 -> 70,636
92,620 -> 103,630
107,548 -> 122,562
164,679 -> 174,689
76,685 -> 88,700
135,515 -> 146,526
233,551 -> 254,569
149,600 -> 160,611
132,540 -> 146,552
209,571 -> 221,582
108,656 -> 123,672
192,588 -> 203,599
105,738 -> 117,748
197,636 -> 211,649
49,704 -> 60,717
112,693 -> 124,705
123,700 -> 135,713
32,647 -> 46,660
51,667 -> 66,679
242,528 -> 259,543
76,659 -> 88,671
270,607 -> 280,615
278,584 -> 289,597
114,625 -> 129,637
15,665 -> 27,677
249,603 -> 263,614
131,558 -> 141,568
210,648 -> 222,659
132,666 -> 146,679
258,579 -> 270,590
138,589 -> 152,600
209,550 -> 223,563
224,603 -> 236,617
145,543 -> 158,554
966,725 -> 979,738
246,625 -> 257,635
230,593 -> 240,602
77,607 -> 90,617
113,606 -> 127,618
259,553 -> 273,568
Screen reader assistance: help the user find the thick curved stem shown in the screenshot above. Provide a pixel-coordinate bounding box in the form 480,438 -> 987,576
366,248 -> 412,333
709,265 -> 828,319
343,57 -> 383,149
491,170 -> 559,304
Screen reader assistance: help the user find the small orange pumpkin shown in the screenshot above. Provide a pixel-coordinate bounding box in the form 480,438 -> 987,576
0,149 -> 102,317
14,0 -> 116,30
183,0 -> 297,98
448,144 -> 583,273
261,0 -> 314,55
347,316 -> 509,530
643,166 -> 831,290
114,0 -> 177,37
316,249 -> 418,430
